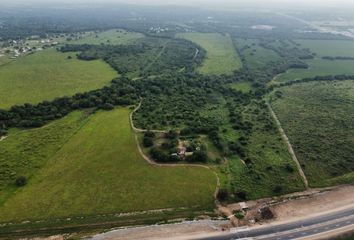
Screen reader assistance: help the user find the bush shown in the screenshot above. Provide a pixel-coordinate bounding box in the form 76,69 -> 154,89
234,211 -> 245,219
143,136 -> 154,147
144,131 -> 155,138
217,189 -> 229,201
15,176 -> 27,187
260,207 -> 274,220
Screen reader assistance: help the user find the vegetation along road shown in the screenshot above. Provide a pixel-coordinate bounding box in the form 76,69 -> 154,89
201,205 -> 354,240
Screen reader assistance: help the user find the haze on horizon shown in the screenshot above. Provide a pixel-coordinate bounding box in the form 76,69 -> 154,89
1,0 -> 354,9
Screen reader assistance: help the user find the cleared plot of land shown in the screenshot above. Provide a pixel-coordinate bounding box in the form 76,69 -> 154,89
297,39 -> 354,57
0,49 -> 117,109
271,80 -> 354,187
230,82 -> 253,93
235,38 -> 281,70
71,29 -> 144,45
0,108 -> 216,223
274,59 -> 354,82
177,32 -> 242,75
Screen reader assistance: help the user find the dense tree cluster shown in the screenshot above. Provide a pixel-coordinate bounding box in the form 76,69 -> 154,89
322,56 -> 354,61
0,78 -> 139,131
274,74 -> 354,88
59,38 -> 205,77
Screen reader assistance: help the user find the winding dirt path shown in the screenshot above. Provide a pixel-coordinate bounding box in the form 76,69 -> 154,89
267,102 -> 309,189
130,101 -> 221,207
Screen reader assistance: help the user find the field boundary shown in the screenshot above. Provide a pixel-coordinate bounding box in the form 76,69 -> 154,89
267,102 -> 309,189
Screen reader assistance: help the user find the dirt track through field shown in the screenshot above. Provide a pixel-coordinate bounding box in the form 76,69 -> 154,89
267,102 -> 309,189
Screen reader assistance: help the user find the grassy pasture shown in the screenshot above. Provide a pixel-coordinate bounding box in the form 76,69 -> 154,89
271,80 -> 354,187
230,82 -> 253,93
0,49 -> 117,109
0,111 -> 89,206
297,39 -> 354,57
71,29 -> 144,45
235,38 -> 281,70
0,108 -> 216,223
274,59 -> 354,83
176,32 -> 242,75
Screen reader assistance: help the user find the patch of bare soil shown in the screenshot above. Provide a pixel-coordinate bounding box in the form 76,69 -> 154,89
270,185 -> 354,222
89,220 -> 229,240
225,185 -> 354,226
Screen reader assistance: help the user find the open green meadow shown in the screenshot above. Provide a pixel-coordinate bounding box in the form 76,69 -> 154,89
273,39 -> 354,83
176,32 -> 242,75
71,29 -> 144,45
235,38 -> 281,70
274,59 -> 354,83
0,49 -> 117,109
0,108 -> 216,223
296,39 -> 354,57
271,80 -> 354,187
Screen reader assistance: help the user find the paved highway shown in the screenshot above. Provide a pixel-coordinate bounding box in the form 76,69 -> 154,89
200,206 -> 354,240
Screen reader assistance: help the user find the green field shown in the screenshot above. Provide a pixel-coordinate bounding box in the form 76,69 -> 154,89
0,108 -> 216,223
274,59 -> 354,83
71,29 -> 144,45
176,32 -> 242,75
0,49 -> 117,109
230,82 -> 253,93
271,80 -> 354,187
235,38 -> 281,70
297,39 -> 354,57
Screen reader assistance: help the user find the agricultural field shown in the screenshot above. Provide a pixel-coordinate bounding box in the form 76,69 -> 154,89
0,49 -> 117,109
0,56 -> 12,66
271,80 -> 354,187
273,39 -> 354,83
0,111 -> 89,206
274,59 -> 354,83
0,108 -> 216,223
70,29 -> 144,45
296,39 -> 354,57
176,32 -> 242,75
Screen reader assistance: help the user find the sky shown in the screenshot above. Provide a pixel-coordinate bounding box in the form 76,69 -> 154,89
1,0 -> 354,9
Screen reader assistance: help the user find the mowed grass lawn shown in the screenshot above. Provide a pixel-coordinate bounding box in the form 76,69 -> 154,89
271,80 -> 354,187
0,108 -> 216,223
71,29 -> 144,45
177,32 -> 242,75
0,49 -> 117,109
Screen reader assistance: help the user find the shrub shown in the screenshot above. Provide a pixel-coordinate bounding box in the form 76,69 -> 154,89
143,136 -> 154,148
217,189 -> 229,201
234,211 -> 245,219
15,176 -> 27,187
